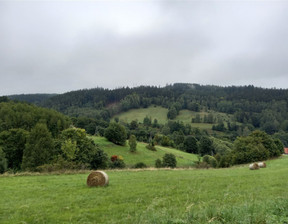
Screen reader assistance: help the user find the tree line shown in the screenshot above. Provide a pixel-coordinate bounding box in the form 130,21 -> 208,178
9,83 -> 288,137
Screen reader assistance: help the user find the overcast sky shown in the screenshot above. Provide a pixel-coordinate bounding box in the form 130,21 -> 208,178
1,0 -> 288,95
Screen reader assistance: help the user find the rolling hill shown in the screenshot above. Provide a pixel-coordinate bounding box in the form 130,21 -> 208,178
92,136 -> 198,168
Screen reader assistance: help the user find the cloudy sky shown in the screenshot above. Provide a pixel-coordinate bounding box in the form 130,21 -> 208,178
1,0 -> 288,95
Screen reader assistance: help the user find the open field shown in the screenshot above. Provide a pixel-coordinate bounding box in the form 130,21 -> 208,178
92,136 -> 197,167
1,156 -> 287,223
114,106 -> 169,124
114,106 -> 234,130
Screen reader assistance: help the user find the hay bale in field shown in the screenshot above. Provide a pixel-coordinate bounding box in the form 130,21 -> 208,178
249,163 -> 259,170
87,171 -> 109,187
257,162 -> 266,168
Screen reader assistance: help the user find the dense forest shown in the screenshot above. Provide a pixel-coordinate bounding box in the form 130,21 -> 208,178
8,83 -> 288,139
1,83 -> 287,172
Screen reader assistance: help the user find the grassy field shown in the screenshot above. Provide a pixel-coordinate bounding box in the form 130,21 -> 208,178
114,106 -> 233,130
114,106 -> 169,124
1,156 -> 287,224
92,136 -> 198,168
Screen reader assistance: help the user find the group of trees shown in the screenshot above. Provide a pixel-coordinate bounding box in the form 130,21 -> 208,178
100,117 -> 284,169
0,101 -> 108,173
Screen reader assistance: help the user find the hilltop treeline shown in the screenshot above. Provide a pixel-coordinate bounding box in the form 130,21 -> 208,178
7,83 -> 288,144
27,83 -> 288,136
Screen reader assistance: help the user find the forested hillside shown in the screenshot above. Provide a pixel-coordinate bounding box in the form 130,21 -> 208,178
23,84 -> 286,139
9,84 -> 288,135
2,83 -> 287,172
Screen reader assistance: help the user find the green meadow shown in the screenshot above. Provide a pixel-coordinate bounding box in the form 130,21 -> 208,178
114,106 -> 169,124
1,156 -> 287,224
114,106 -> 233,131
92,136 -> 197,168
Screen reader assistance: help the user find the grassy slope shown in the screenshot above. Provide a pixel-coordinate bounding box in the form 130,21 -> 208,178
1,156 -> 287,223
92,136 -> 198,167
114,106 -> 233,129
114,106 -> 169,124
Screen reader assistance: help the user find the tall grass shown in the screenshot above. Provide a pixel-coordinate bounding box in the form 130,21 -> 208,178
1,156 -> 287,223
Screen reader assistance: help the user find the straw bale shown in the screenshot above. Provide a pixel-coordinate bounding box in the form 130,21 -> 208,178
249,163 -> 259,170
87,171 -> 109,187
257,162 -> 266,168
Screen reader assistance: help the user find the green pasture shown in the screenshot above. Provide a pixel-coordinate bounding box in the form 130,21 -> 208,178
113,106 -> 234,131
92,136 -> 197,167
114,106 -> 168,124
1,156 -> 287,223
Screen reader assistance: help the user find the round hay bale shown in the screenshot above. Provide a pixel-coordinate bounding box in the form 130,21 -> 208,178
257,162 -> 266,168
87,171 -> 109,187
249,163 -> 259,170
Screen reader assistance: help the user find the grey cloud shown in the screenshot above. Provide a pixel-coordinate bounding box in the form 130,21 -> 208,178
1,1 -> 288,95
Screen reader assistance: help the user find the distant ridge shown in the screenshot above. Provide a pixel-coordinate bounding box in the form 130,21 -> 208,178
8,93 -> 57,105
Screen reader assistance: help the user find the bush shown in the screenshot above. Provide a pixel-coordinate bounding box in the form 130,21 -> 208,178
160,135 -> 172,147
35,156 -> 88,172
129,135 -> 137,152
162,153 -> 177,168
89,148 -> 108,170
104,122 -> 127,146
109,155 -> 126,169
218,154 -> 233,168
202,155 -> 218,168
0,148 -> 7,174
146,143 -> 156,151
155,159 -> 162,168
134,162 -> 147,169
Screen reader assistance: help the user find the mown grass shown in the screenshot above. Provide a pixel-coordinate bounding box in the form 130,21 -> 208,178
92,136 -> 197,167
1,156 -> 287,224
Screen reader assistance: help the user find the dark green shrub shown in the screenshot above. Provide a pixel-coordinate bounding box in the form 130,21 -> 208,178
89,148 -> 108,169
162,153 -> 177,168
104,122 -> 127,146
0,148 -> 7,174
109,160 -> 125,169
146,144 -> 156,151
208,156 -> 217,168
160,135 -> 172,147
134,162 -> 147,169
202,155 -> 210,164
155,159 -> 162,168
218,154 -> 233,168
109,155 -> 126,169
202,155 -> 218,168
